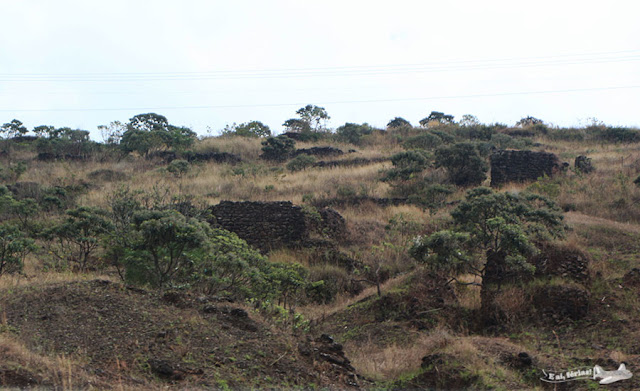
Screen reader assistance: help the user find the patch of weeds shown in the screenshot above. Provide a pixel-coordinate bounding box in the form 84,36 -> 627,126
216,379 -> 231,391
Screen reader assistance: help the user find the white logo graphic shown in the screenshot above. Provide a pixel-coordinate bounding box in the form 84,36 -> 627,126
541,364 -> 633,385
593,363 -> 633,385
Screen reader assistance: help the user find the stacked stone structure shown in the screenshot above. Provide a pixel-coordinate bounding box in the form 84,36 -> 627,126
209,201 -> 346,253
490,150 -> 560,187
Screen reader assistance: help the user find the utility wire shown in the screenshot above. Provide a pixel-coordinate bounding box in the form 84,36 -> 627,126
1,51 -> 639,82
1,85 -> 638,113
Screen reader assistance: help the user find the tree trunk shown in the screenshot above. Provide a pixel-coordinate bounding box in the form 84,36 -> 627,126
480,249 -> 506,329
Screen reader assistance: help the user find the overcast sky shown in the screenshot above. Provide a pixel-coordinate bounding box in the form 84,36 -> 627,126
1,0 -> 639,139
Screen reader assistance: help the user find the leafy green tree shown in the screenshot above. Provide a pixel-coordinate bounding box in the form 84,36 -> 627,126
224,121 -> 271,138
260,135 -> 296,161
411,187 -> 564,317
0,223 -> 36,275
459,114 -> 481,127
166,159 -> 190,178
0,119 -> 28,139
0,185 -> 40,232
192,228 -> 269,297
384,150 -> 431,181
44,207 -> 114,271
515,116 -> 544,127
124,209 -> 211,287
335,123 -> 373,145
295,104 -> 330,132
408,184 -> 455,215
120,113 -> 196,156
266,262 -> 309,310
419,111 -> 454,127
35,128 -> 98,159
387,117 -> 411,129
434,142 -> 488,187
287,154 -> 316,172
282,118 -> 312,133
32,125 -> 58,138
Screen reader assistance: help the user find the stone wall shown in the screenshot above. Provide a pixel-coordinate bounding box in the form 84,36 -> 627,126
210,201 -> 307,253
209,201 -> 347,254
490,150 -> 560,187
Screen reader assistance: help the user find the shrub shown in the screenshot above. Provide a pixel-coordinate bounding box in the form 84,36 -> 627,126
223,121 -> 271,138
384,150 -> 431,181
403,133 -> 443,150
43,207 -> 114,271
0,223 -> 36,275
166,159 -> 191,177
260,135 -> 295,161
387,117 -> 411,129
419,111 -> 454,127
306,264 -> 351,304
287,154 -> 316,172
593,126 -> 640,143
408,184 -> 455,215
434,143 -> 488,187
335,123 -> 374,145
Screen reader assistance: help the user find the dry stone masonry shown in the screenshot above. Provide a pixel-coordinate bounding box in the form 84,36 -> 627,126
490,150 -> 560,187
209,201 -> 347,253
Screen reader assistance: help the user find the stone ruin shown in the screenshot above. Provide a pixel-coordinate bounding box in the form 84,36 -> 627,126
490,150 -> 561,187
209,201 -> 346,254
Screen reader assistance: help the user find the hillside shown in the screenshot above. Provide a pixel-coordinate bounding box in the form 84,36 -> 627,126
2,115 -> 640,389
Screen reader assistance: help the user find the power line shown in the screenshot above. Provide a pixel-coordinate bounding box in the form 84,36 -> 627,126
1,51 -> 639,82
1,84 -> 638,113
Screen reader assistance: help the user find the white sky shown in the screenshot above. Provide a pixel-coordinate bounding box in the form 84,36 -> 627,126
1,0 -> 639,138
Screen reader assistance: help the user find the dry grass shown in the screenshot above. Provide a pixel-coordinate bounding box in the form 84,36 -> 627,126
299,273 -> 411,322
346,329 -> 525,387
346,328 -> 453,380
0,334 -> 107,390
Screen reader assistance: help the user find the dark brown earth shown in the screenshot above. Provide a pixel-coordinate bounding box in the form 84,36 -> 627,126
0,279 -> 363,389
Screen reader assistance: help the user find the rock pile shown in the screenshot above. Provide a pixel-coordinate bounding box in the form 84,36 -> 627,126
490,150 -> 560,187
210,201 -> 347,253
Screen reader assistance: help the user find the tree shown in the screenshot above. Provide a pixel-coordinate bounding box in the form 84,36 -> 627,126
32,125 -> 59,139
0,223 -> 36,275
120,113 -> 196,156
459,114 -> 481,127
97,121 -> 126,145
411,187 -> 564,319
515,116 -> 544,127
434,143 -> 488,187
286,154 -> 316,172
282,118 -> 312,133
387,117 -> 411,129
224,121 -> 271,138
383,150 -> 431,181
44,207 -> 114,271
0,119 -> 28,139
260,135 -> 296,161
295,105 -> 330,132
124,209 -> 212,287
419,111 -> 454,127
335,122 -> 373,145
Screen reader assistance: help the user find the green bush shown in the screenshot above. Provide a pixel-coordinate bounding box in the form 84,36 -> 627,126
384,150 -> 431,181
287,154 -> 316,172
335,123 -> 374,145
166,159 -> 191,177
260,135 -> 296,161
403,133 -> 443,150
0,223 -> 36,275
43,207 -> 113,271
223,121 -> 271,138
434,143 -> 488,187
